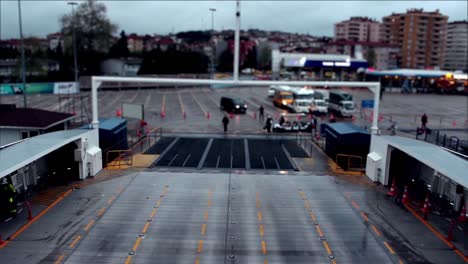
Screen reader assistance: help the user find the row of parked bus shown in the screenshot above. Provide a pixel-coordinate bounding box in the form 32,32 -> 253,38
269,85 -> 356,117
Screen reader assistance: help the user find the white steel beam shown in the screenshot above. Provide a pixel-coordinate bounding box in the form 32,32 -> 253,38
90,76 -> 381,134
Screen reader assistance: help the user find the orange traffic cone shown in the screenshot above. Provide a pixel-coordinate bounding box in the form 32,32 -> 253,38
458,205 -> 467,222
387,180 -> 397,197
422,195 -> 431,219
160,111 -> 166,118
402,186 -> 409,204
116,109 -> 122,117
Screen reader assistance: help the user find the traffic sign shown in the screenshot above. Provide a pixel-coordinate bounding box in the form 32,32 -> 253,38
361,100 -> 374,108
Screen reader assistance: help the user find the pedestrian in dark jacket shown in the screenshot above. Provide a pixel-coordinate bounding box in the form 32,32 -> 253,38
265,116 -> 273,133
259,105 -> 264,121
421,113 -> 428,129
222,115 -> 229,132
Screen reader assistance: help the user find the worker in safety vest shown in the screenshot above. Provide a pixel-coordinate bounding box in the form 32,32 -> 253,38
0,177 -> 17,219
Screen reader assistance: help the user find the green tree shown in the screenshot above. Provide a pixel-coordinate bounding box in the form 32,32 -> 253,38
365,48 -> 376,68
258,46 -> 271,70
108,30 -> 130,58
60,0 -> 117,53
59,0 -> 117,75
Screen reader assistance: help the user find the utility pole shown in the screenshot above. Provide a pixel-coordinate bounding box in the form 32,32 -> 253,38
209,8 -> 216,79
68,2 -> 79,91
18,0 -> 27,108
233,0 -> 240,81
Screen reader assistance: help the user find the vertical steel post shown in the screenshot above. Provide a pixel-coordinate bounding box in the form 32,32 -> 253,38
18,0 -> 27,107
233,0 -> 240,81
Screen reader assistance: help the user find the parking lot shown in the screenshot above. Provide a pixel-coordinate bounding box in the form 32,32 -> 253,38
3,86 -> 467,135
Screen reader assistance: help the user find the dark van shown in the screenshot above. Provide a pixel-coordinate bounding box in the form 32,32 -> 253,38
220,96 -> 247,113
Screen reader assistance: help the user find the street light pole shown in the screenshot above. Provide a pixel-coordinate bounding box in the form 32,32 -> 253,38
18,0 -> 27,108
233,0 -> 240,81
68,2 -> 79,91
209,8 -> 216,79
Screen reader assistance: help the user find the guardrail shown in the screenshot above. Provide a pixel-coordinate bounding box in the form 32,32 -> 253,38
104,127 -> 162,169
295,132 -> 313,157
106,149 -> 133,169
335,154 -> 365,174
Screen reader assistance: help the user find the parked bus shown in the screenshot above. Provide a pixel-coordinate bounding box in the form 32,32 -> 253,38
273,89 -> 294,108
328,91 -> 355,117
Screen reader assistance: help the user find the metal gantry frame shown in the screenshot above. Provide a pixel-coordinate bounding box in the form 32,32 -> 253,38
90,0 -> 381,138
91,77 -> 381,134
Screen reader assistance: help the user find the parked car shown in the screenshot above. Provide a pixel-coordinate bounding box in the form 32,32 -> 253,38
220,96 -> 247,113
268,86 -> 276,97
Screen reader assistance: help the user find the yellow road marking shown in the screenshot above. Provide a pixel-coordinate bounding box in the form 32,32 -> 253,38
97,207 -> 106,217
208,189 -> 213,196
351,200 -> 360,210
195,256 -> 200,264
264,260 -> 269,264
299,191 -> 306,198
204,211 -> 209,221
54,254 -> 66,264
304,200 -> 311,209
257,211 -> 263,221
208,199 -> 212,207
69,235 -> 82,249
371,225 -> 381,237
150,208 -> 158,218
259,224 -> 265,237
309,212 -> 317,221
399,259 -> 404,264
322,241 -> 332,255
124,256 -> 132,264
404,203 -> 465,251
315,225 -> 324,238
384,241 -> 396,254
0,189 -> 73,249
201,224 -> 207,236
360,212 -> 369,222
132,237 -> 142,252
256,200 -> 261,208
197,240 -> 204,253
107,195 -> 116,205
84,219 -> 95,231
156,199 -> 162,207
332,260 -> 337,264
142,222 -> 151,234
261,240 -> 267,255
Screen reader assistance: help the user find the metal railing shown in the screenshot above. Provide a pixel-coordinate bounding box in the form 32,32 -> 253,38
417,130 -> 468,157
295,132 -> 313,157
335,154 -> 365,174
106,149 -> 133,169
104,127 -> 163,169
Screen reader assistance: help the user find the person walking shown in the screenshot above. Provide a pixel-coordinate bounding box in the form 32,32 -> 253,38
222,115 -> 229,133
421,113 -> 428,129
259,105 -> 264,121
265,115 -> 273,133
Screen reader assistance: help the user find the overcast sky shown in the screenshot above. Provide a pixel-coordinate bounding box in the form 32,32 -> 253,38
0,1 -> 467,39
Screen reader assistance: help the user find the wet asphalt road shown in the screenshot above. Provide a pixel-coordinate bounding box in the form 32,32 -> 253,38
0,172 -> 397,264
3,86 -> 467,134
1,87 -> 467,264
